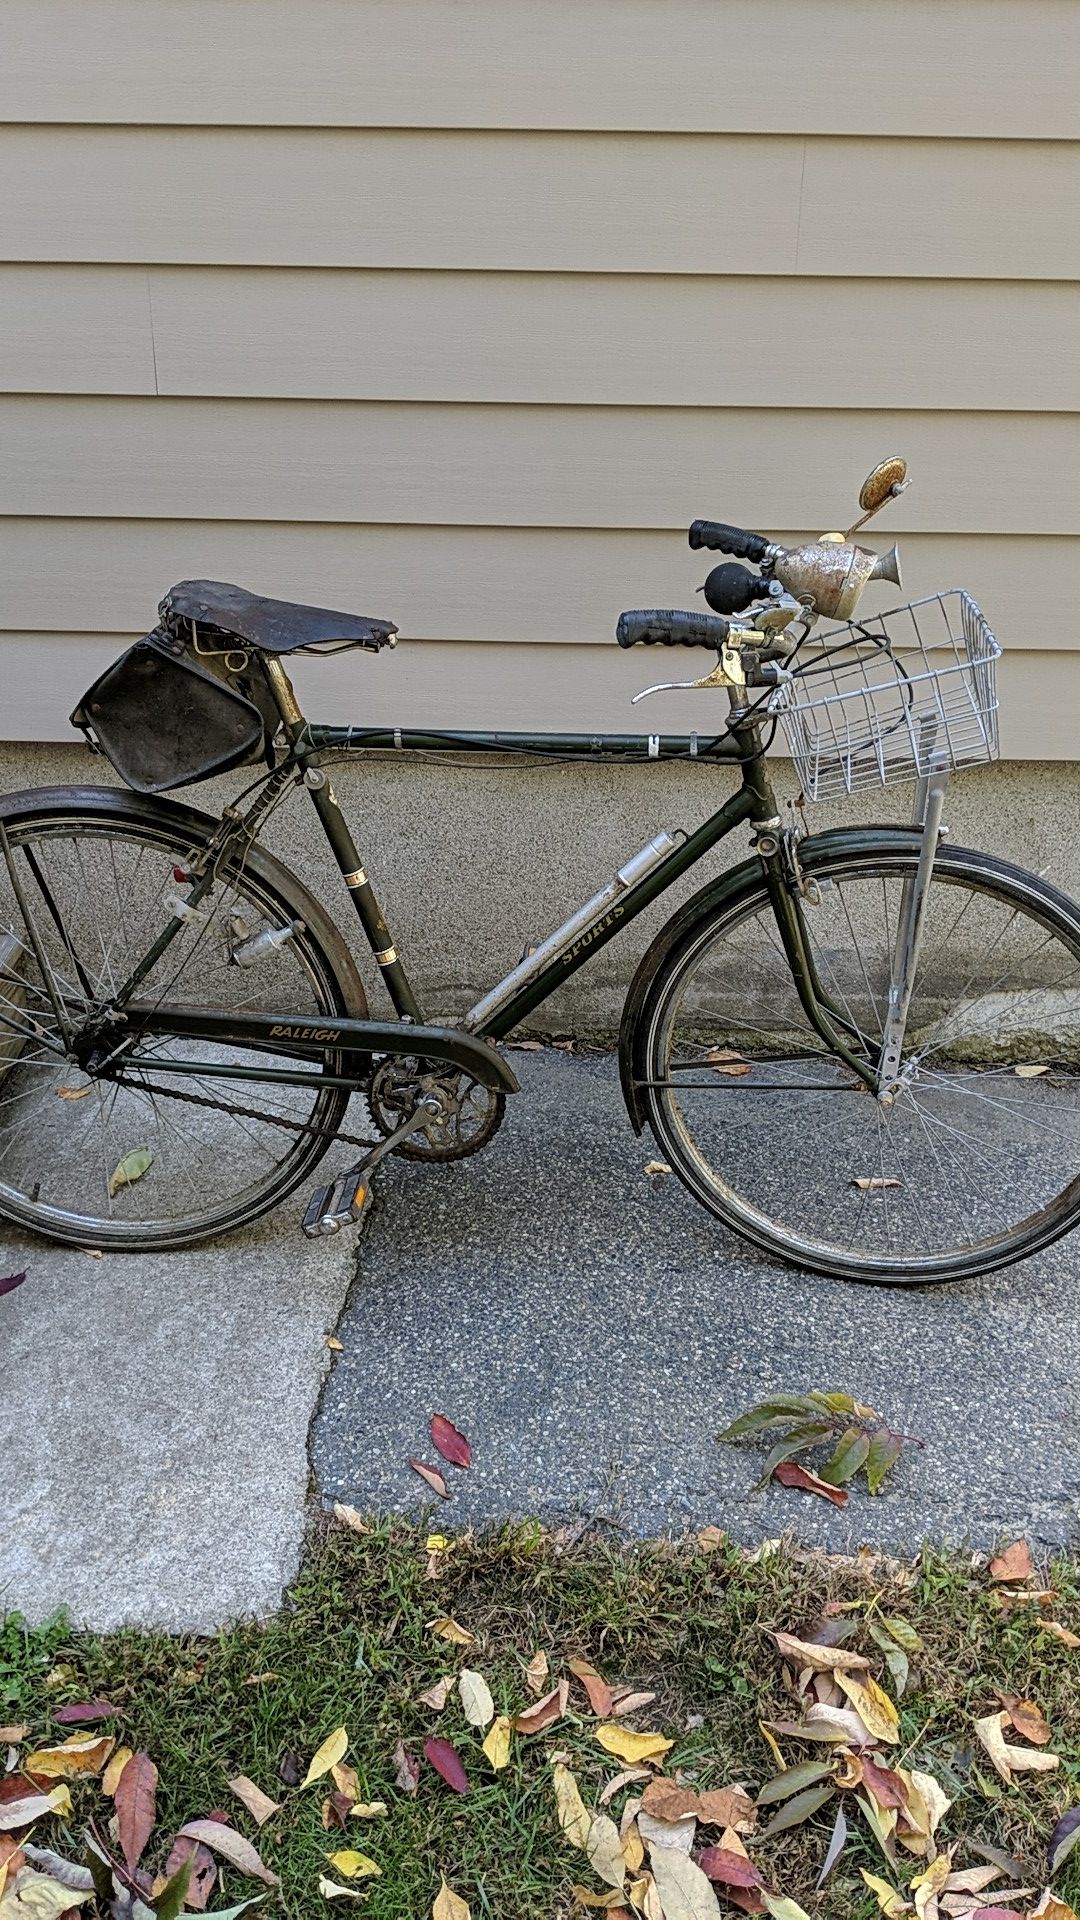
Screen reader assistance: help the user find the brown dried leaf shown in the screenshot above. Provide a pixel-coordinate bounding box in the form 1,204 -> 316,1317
609,1691 -> 658,1719
989,1540 -> 1034,1583
1039,1620 -> 1080,1648
25,1734 -> 115,1780
568,1658 -> 614,1718
228,1775 -> 279,1827
973,1711 -> 1060,1785
772,1632 -> 869,1674
852,1176 -> 901,1191
409,1458 -> 450,1499
178,1817 -> 279,1886
772,1462 -> 848,1506
330,1762 -> 359,1803
332,1504 -> 372,1535
428,1616 -> 474,1645
392,1742 -> 420,1796
586,1814 -> 627,1890
599,1769 -> 653,1808
637,1809 -> 696,1855
995,1692 -> 1052,1745
162,1835 -> 216,1913
696,1527 -> 726,1554
417,1676 -> 454,1712
514,1680 -> 569,1736
644,1161 -> 672,1176
524,1650 -> 549,1695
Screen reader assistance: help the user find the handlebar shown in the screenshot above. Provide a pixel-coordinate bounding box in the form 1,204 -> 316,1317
688,519 -> 772,564
616,608 -> 730,650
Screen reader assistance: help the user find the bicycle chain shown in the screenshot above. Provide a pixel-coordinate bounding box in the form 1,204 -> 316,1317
113,1071 -> 380,1152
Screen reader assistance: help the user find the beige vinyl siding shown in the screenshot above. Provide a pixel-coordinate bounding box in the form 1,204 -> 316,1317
4,398 -> 1076,534
2,0 -> 1077,138
1,0 -> 1077,756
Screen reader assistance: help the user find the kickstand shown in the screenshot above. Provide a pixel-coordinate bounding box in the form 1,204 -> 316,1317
301,1096 -> 438,1237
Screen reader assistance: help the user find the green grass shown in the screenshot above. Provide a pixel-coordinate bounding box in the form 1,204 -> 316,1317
5,1523 -> 1080,1919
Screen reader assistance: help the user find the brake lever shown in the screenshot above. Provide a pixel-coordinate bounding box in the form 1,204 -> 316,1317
631,643 -> 746,706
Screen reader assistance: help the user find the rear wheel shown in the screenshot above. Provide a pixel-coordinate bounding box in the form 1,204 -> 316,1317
0,791 -> 362,1249
635,839 -> 1080,1284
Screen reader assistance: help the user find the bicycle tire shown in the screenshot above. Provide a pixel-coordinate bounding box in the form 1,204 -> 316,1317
630,836 -> 1080,1285
0,785 -> 365,1250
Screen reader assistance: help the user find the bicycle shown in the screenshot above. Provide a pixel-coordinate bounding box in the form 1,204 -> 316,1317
0,458 -> 1076,1286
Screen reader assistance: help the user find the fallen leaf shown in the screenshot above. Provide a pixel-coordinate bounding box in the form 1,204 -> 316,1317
424,1737 -> 470,1795
761,1900 -> 813,1920
433,1879 -> 472,1920
860,1759 -> 908,1811
101,1745 -> 134,1795
817,1803 -> 848,1889
515,1681 -> 569,1736
1049,1807 -> 1080,1875
0,1796 -> 59,1832
55,1086 -> 92,1100
108,1146 -> 152,1198
974,1711 -> 1061,1785
278,1750 -> 303,1786
326,1851 -> 380,1880
0,1866 -> 93,1920
759,1785 -> 836,1837
553,1764 -> 592,1851
644,1161 -> 672,1176
409,1459 -> 450,1499
600,1769 -> 652,1808
649,1848 -> 722,1918
860,1870 -> 908,1917
331,1762 -> 359,1803
245,1673 -> 280,1688
586,1814 -> 627,1890
996,1692 -> 1052,1745
1029,1898 -> 1080,1920
418,1677 -> 454,1712
637,1810 -> 696,1855
431,1415 -> 472,1469
317,1877 -> 364,1901
1014,1064 -> 1050,1077
525,1651 -> 549,1696
609,1690 -> 658,1719
772,1462 -> 849,1506
0,1272 -> 26,1297
428,1617 -> 474,1646
321,1792 -> 352,1830
913,1853 -> 953,1920
696,1848 -> 761,1889
835,1672 -> 900,1744
325,1336 -> 343,1351
569,1658 -> 614,1719
51,1702 -> 116,1725
228,1776 -> 280,1826
772,1633 -> 869,1674
697,1788 -> 756,1832
392,1742 -> 420,1795
178,1819 -> 279,1886
114,1750 -> 157,1869
458,1671 -> 494,1730
332,1504 -> 372,1535
596,1727 -> 673,1766
482,1717 -> 511,1772
696,1528 -> 726,1553
350,1803 -> 387,1822
705,1049 -> 752,1077
852,1176 -> 901,1191
1040,1621 -> 1080,1648
25,1733 -> 114,1779
756,1761 -> 834,1807
161,1835 -> 216,1913
302,1728 -> 349,1788
989,1541 -> 1034,1583
944,1867 -> 1005,1894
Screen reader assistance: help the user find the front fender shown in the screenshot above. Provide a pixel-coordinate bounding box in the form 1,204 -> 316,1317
617,824 -> 925,1131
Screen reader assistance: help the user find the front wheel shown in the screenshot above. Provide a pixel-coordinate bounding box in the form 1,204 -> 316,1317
634,839 -> 1080,1285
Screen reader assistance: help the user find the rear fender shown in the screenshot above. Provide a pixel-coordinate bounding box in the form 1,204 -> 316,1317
617,823 -> 924,1131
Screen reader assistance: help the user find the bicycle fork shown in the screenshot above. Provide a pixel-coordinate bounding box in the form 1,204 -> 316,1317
877,761 -> 950,1102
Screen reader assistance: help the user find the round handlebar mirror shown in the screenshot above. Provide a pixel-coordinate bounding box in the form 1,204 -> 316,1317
858,456 -> 908,515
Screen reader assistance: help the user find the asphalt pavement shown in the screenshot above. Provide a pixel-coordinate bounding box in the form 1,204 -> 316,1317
313,1049 -> 1080,1552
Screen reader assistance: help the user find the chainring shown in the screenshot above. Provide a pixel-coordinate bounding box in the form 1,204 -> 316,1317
367,1054 -> 505,1161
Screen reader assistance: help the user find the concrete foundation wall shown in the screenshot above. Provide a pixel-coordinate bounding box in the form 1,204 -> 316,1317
1,740 -> 1070,1036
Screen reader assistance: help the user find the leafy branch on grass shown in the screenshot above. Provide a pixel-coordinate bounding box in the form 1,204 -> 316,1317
718,1390 -> 920,1504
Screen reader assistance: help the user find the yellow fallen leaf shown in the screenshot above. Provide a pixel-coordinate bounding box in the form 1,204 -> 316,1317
102,1745 -> 134,1796
325,1336 -> 343,1351
458,1670 -> 494,1730
912,1852 -> 951,1919
332,1504 -> 372,1535
974,1710 -> 1060,1785
303,1727 -> 349,1788
553,1762 -> 591,1851
835,1671 -> 899,1743
433,1879 -> 472,1920
586,1814 -> 627,1890
761,1899 -> 813,1920
326,1852 -> 380,1881
428,1617 -> 474,1646
426,1535 -> 449,1552
1015,1063 -> 1050,1077
331,1761 -> 359,1802
108,1146 -> 152,1198
622,1819 -> 645,1873
859,1871 -> 908,1918
25,1733 -> 114,1778
317,1878 -> 364,1901
1040,1620 -> 1080,1648
906,1769 -> 950,1840
596,1725 -> 673,1765
350,1803 -> 388,1821
644,1161 -> 672,1176
773,1631 -> 870,1674
571,1889 -> 625,1911
482,1716 -> 511,1772
0,1868 -> 93,1920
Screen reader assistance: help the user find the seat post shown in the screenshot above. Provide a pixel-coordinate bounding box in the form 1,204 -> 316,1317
259,656 -> 423,1023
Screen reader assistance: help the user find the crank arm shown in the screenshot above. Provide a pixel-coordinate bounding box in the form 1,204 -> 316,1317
301,1099 -> 438,1237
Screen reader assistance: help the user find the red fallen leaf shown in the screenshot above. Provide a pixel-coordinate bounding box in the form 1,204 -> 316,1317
695,1846 -> 761,1888
772,1461 -> 849,1507
0,1271 -> 26,1297
726,1890 -> 766,1916
567,1656 -> 614,1718
115,1751 -> 158,1870
972,1911 -> 1028,1919
392,1741 -> 420,1796
321,1790 -> 353,1831
408,1458 -> 450,1499
513,1679 -> 570,1735
989,1539 -> 1033,1582
860,1757 -> 908,1809
430,1415 -> 472,1469
53,1701 -> 118,1725
163,1836 -> 216,1912
423,1737 -> 470,1794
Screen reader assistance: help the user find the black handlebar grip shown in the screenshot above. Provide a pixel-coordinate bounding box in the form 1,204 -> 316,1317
688,519 -> 771,564
616,608 -> 730,649
701,562 -> 772,617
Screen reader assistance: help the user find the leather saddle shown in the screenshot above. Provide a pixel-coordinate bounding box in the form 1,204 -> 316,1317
160,579 -> 398,655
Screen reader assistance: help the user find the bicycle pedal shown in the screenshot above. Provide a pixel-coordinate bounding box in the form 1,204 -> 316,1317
301,1167 -> 372,1238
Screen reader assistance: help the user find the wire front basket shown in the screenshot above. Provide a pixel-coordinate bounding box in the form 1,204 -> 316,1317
772,589 -> 1000,801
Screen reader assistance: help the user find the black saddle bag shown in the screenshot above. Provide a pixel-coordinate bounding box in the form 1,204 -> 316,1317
71,620 -> 279,794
